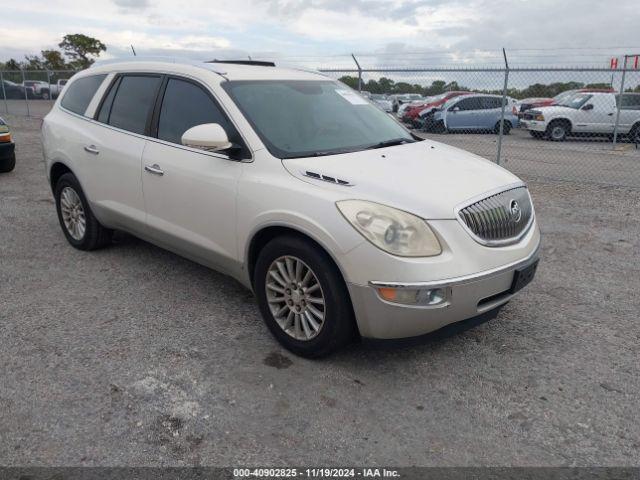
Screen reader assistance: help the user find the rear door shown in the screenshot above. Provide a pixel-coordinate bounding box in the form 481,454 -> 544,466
85,74 -> 162,233
446,97 -> 482,130
141,76 -> 248,273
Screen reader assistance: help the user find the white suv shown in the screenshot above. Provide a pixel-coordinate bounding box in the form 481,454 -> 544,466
521,92 -> 640,141
42,59 -> 540,357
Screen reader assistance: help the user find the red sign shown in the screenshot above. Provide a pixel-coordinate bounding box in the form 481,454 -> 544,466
610,57 -> 619,69
635,55 -> 639,69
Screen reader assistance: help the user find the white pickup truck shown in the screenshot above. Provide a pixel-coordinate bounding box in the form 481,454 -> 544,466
521,92 -> 640,142
48,79 -> 69,99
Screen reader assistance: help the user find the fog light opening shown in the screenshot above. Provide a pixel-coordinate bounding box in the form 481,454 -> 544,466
376,286 -> 448,306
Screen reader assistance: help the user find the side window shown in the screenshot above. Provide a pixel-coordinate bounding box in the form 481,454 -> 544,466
61,75 -> 107,116
106,75 -> 161,134
456,97 -> 481,111
482,97 -> 502,109
96,77 -> 119,124
157,78 -> 237,146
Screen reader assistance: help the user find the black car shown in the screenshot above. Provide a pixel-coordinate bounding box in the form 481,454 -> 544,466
0,117 -> 16,172
1,80 -> 35,99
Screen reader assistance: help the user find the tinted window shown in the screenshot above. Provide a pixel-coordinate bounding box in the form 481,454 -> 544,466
482,97 -> 502,109
108,75 -> 161,134
157,79 -> 233,145
618,94 -> 640,110
455,97 -> 482,111
61,75 -> 107,115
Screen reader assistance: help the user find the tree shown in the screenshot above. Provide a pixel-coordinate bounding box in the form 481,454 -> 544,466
3,59 -> 21,70
58,34 -> 106,69
41,50 -> 68,70
23,55 -> 45,70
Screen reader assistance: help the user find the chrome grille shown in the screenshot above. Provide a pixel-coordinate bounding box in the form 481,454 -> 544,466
458,186 -> 533,246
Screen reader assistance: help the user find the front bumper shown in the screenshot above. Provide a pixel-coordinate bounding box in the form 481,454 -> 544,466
0,141 -> 15,161
347,244 -> 540,339
520,120 -> 547,132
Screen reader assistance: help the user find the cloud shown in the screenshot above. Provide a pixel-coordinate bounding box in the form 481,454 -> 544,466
112,0 -> 150,9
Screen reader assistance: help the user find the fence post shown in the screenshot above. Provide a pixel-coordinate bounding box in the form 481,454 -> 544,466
46,69 -> 52,99
20,68 -> 31,117
0,71 -> 8,113
612,55 -> 628,148
351,54 -> 363,92
496,48 -> 510,165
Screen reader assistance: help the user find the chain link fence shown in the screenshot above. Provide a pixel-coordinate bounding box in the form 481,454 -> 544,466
318,65 -> 640,187
0,69 -> 78,117
1,64 -> 639,187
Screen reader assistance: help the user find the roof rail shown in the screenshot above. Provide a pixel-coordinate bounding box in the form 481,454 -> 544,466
207,60 -> 276,67
91,56 -> 228,74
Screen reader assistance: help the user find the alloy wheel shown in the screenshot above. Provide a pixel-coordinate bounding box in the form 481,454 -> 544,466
60,186 -> 86,240
265,255 -> 326,341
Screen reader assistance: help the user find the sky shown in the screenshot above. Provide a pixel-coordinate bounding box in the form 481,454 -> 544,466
1,0 -> 640,71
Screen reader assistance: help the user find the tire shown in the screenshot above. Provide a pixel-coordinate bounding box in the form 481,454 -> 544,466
0,153 -> 16,173
41,89 -> 50,100
254,234 -> 356,358
54,173 -> 112,250
546,120 -> 569,141
630,124 -> 640,145
529,131 -> 545,139
494,120 -> 511,135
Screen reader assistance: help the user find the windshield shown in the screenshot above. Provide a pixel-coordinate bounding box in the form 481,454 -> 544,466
223,80 -> 414,159
557,93 -> 592,109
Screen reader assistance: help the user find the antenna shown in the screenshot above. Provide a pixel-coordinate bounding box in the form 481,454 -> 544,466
131,45 -> 137,57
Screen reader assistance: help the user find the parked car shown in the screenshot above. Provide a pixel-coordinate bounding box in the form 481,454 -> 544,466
397,99 -> 427,119
521,92 -> 640,141
23,80 -> 52,99
391,93 -> 423,112
49,79 -> 69,99
42,59 -> 540,357
428,94 -> 519,134
405,91 -> 471,127
514,88 -> 616,118
370,94 -> 393,112
1,80 -> 35,99
0,117 -> 16,172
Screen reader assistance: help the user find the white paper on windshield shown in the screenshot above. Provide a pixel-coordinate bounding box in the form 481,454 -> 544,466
336,89 -> 369,105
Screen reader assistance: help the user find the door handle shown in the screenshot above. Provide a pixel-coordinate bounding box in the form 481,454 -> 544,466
84,145 -> 99,155
144,164 -> 164,176
608,113 -> 614,116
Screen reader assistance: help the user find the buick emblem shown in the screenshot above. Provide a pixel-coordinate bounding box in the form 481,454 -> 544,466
509,199 -> 522,223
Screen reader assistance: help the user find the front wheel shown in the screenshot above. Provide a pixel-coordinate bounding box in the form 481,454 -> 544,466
0,153 -> 16,173
41,90 -> 50,100
54,173 -> 113,250
546,120 -> 569,141
254,235 -> 356,358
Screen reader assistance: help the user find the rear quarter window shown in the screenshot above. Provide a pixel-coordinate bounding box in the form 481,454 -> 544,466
60,75 -> 107,116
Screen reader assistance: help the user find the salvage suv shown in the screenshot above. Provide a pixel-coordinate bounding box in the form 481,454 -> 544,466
521,92 -> 640,141
41,59 -> 540,357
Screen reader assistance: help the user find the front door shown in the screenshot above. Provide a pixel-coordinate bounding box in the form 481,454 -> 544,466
141,77 -> 248,273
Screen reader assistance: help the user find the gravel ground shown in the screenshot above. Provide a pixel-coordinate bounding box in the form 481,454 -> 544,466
0,114 -> 639,466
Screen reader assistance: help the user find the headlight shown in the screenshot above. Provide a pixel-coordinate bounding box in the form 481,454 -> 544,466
534,114 -> 545,121
336,200 -> 442,257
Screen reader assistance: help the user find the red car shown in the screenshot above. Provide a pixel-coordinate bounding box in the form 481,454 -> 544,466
514,88 -> 616,117
402,91 -> 471,126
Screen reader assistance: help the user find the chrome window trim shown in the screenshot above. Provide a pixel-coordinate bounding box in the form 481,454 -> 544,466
454,182 -> 535,247
57,71 -> 256,163
369,240 -> 540,290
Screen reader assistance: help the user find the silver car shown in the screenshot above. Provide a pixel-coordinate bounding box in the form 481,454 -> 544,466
42,59 -> 540,357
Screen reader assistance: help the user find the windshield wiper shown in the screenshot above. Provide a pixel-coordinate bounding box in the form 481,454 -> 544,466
367,138 -> 416,150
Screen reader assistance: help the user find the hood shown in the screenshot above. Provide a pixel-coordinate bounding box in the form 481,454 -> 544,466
533,105 -> 576,115
282,140 -> 521,219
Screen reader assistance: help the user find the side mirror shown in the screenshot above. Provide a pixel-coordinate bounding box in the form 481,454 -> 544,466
181,123 -> 232,152
582,104 -> 594,111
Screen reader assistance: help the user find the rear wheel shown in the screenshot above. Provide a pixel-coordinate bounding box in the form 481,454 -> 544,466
494,120 -> 511,135
630,123 -> 640,144
546,120 -> 570,141
54,173 -> 113,250
41,89 -> 50,100
254,235 -> 356,358
0,153 -> 16,173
